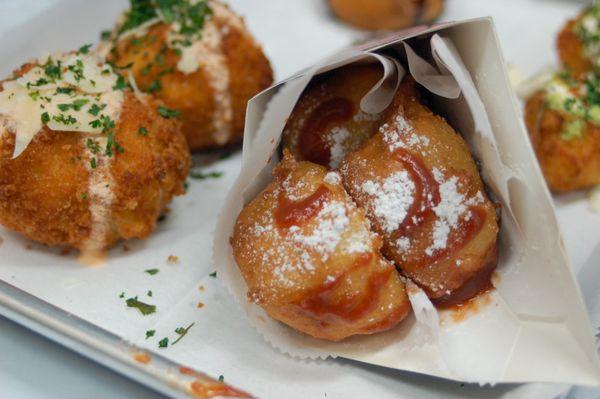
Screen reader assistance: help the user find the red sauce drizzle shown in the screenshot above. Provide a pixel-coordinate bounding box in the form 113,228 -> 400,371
393,148 -> 440,234
296,253 -> 393,322
391,148 -> 488,269
298,97 -> 354,165
275,185 -> 331,228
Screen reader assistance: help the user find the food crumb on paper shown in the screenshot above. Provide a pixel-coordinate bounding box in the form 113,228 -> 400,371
133,352 -> 151,364
197,302 -> 205,308
198,285 -> 205,291
168,254 -> 179,263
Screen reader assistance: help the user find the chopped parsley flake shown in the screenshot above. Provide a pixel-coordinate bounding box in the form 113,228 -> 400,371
113,74 -> 130,91
119,292 -> 125,298
52,114 -> 77,125
77,44 -> 93,55
209,271 -> 216,278
100,29 -> 112,40
158,337 -> 169,348
90,158 -> 97,169
138,126 -> 148,136
145,329 -> 156,339
218,375 -> 224,382
41,112 -> 50,124
172,322 -> 195,345
190,171 -> 223,180
157,105 -> 180,119
147,290 -> 153,297
126,296 -> 156,315
145,268 -> 159,275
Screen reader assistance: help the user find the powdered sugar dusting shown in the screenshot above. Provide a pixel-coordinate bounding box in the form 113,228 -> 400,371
425,168 -> 484,256
361,171 -> 415,233
327,126 -> 350,168
323,171 -> 341,185
290,200 -> 349,261
381,114 -> 430,153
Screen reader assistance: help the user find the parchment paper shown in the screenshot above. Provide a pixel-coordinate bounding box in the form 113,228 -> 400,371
213,20 -> 600,385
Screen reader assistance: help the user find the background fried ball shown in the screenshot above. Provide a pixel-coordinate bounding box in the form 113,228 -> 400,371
328,0 -> 444,31
109,1 -> 273,152
282,63 -> 388,169
232,153 -> 411,341
557,14 -> 592,79
340,78 -> 499,306
0,90 -> 190,251
525,91 -> 600,192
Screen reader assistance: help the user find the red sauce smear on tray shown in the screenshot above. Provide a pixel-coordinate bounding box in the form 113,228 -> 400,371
298,97 -> 354,166
275,185 -> 331,228
190,381 -> 251,399
295,253 -> 391,322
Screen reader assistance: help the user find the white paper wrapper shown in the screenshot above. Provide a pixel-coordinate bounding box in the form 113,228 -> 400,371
213,19 -> 600,385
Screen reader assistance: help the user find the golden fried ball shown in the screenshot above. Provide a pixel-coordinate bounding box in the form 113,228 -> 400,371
339,78 -> 499,306
524,85 -> 600,192
232,152 -> 411,341
0,71 -> 190,253
328,0 -> 444,31
557,9 -> 595,79
108,1 -> 273,151
282,63 -> 388,169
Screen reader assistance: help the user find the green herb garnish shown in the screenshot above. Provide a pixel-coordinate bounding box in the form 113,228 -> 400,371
145,329 -> 156,339
145,268 -> 159,275
126,296 -> 156,315
157,105 -> 180,119
172,322 -> 195,345
190,171 -> 223,180
158,337 -> 169,348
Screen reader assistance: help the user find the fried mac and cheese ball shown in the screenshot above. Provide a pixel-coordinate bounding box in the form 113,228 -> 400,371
524,72 -> 600,192
105,0 -> 273,151
557,3 -> 600,79
328,0 -> 444,31
339,78 -> 499,306
232,152 -> 411,341
0,51 -> 190,256
282,64 -> 389,169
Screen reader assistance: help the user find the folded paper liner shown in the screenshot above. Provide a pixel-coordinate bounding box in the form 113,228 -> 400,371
213,20 -> 600,385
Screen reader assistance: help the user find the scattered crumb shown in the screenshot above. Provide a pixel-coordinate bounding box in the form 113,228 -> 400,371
0,236 -> 3,247
198,285 -> 205,291
197,302 -> 204,308
25,244 -> 33,250
123,244 -> 130,252
133,352 -> 151,364
60,248 -> 72,256
167,255 -> 179,264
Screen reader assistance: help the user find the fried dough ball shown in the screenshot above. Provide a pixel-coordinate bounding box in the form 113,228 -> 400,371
557,4 -> 600,79
524,72 -> 600,192
282,64 -> 388,169
0,58 -> 190,254
232,152 -> 411,341
339,78 -> 499,306
328,0 -> 444,31
106,0 -> 273,152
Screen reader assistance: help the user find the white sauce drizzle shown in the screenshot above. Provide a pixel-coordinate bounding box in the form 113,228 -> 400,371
80,135 -> 116,259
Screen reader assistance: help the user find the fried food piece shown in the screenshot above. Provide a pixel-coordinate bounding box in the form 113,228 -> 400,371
282,64 -> 388,169
339,78 -> 499,306
232,152 -> 411,341
557,4 -> 600,78
328,0 -> 444,31
106,0 -> 273,152
0,55 -> 190,254
524,72 -> 600,192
